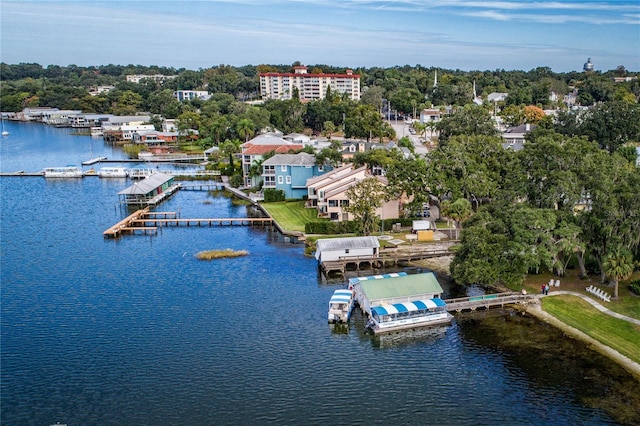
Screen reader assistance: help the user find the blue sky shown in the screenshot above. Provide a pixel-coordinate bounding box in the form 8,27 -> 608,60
1,0 -> 639,72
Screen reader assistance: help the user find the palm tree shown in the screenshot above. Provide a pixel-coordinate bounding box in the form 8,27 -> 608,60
440,198 -> 473,239
236,118 -> 255,142
602,247 -> 634,298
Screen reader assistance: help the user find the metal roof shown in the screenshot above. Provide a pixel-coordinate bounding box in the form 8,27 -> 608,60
359,273 -> 443,300
118,173 -> 173,195
262,152 -> 316,166
315,236 -> 380,253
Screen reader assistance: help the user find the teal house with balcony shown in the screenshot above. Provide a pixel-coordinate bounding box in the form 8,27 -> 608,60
261,152 -> 332,199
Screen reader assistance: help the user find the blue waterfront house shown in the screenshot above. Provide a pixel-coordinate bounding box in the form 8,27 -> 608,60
261,152 -> 332,199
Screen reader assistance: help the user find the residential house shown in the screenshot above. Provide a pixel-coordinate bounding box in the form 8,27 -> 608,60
241,133 -> 303,187
502,123 -> 537,151
101,115 -> 152,142
314,236 -> 380,263
162,119 -> 177,132
306,164 -> 368,211
420,108 -> 441,124
324,175 -> 400,222
261,152 -> 330,199
68,113 -> 112,128
340,140 -> 375,161
132,131 -> 178,146
306,164 -> 400,221
283,133 -> 311,144
41,110 -> 82,126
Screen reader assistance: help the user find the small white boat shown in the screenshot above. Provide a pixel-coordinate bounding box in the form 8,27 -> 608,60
128,168 -> 156,179
328,289 -> 355,323
365,299 -> 452,334
43,166 -> 83,178
97,167 -> 128,178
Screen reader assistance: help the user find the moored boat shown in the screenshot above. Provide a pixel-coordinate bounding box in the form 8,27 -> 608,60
128,168 -> 156,179
43,166 -> 83,178
97,167 -> 128,178
365,299 -> 452,334
328,289 -> 355,323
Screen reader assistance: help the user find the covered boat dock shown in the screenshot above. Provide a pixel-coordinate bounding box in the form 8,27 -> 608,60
118,172 -> 180,205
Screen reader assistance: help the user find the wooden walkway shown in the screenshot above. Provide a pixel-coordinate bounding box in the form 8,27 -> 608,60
320,250 -> 451,276
443,292 -> 536,312
131,217 -> 273,227
104,208 -> 273,238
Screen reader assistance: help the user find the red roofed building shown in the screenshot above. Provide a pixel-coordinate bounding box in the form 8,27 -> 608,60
241,133 -> 304,187
259,65 -> 360,101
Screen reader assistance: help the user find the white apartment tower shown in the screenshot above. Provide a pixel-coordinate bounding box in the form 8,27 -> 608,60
259,66 -> 361,101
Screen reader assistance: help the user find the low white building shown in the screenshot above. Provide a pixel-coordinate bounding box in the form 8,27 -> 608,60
174,90 -> 211,102
314,236 -> 380,263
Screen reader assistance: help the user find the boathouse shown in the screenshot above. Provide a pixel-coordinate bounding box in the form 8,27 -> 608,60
352,272 -> 444,317
314,236 -> 380,263
118,173 -> 179,205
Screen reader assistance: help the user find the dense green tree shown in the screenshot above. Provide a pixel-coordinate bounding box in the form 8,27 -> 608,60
343,177 -> 387,236
112,90 -> 143,115
360,86 -> 384,109
437,105 -> 498,144
427,134 -> 509,205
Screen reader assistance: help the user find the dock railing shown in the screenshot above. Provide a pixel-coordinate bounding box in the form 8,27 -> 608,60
443,292 -> 536,312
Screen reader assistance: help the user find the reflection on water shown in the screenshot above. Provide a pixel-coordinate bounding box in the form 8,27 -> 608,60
371,324 -> 449,349
458,310 -> 640,425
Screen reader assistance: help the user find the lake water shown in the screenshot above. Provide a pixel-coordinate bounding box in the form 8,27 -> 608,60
0,121 -> 633,425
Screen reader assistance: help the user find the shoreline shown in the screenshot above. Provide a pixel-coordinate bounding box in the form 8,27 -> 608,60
523,302 -> 640,380
411,256 -> 640,381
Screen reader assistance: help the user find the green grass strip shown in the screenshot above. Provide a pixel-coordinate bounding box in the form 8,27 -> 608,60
260,201 -> 321,233
542,295 -> 640,364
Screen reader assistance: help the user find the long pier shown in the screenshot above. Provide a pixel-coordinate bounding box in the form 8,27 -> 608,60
104,208 -> 273,238
320,250 -> 451,276
131,217 -> 273,227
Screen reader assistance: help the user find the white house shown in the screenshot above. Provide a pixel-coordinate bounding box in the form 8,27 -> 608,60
314,236 -> 380,262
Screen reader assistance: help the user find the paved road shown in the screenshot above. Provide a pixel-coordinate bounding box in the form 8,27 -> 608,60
386,119 -> 429,156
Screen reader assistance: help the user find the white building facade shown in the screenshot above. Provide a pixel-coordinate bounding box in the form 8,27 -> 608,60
259,66 -> 360,101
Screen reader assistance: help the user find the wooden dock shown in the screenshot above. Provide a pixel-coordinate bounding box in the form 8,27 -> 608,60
131,217 -> 274,227
443,292 -> 536,312
103,207 -> 154,237
104,208 -> 273,238
320,249 -> 452,276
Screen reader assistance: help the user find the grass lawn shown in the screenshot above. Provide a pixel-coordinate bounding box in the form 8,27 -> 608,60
260,201 -> 323,233
523,270 -> 640,320
541,295 -> 640,364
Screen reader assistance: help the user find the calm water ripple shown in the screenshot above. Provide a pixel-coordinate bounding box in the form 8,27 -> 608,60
1,122 -> 634,425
